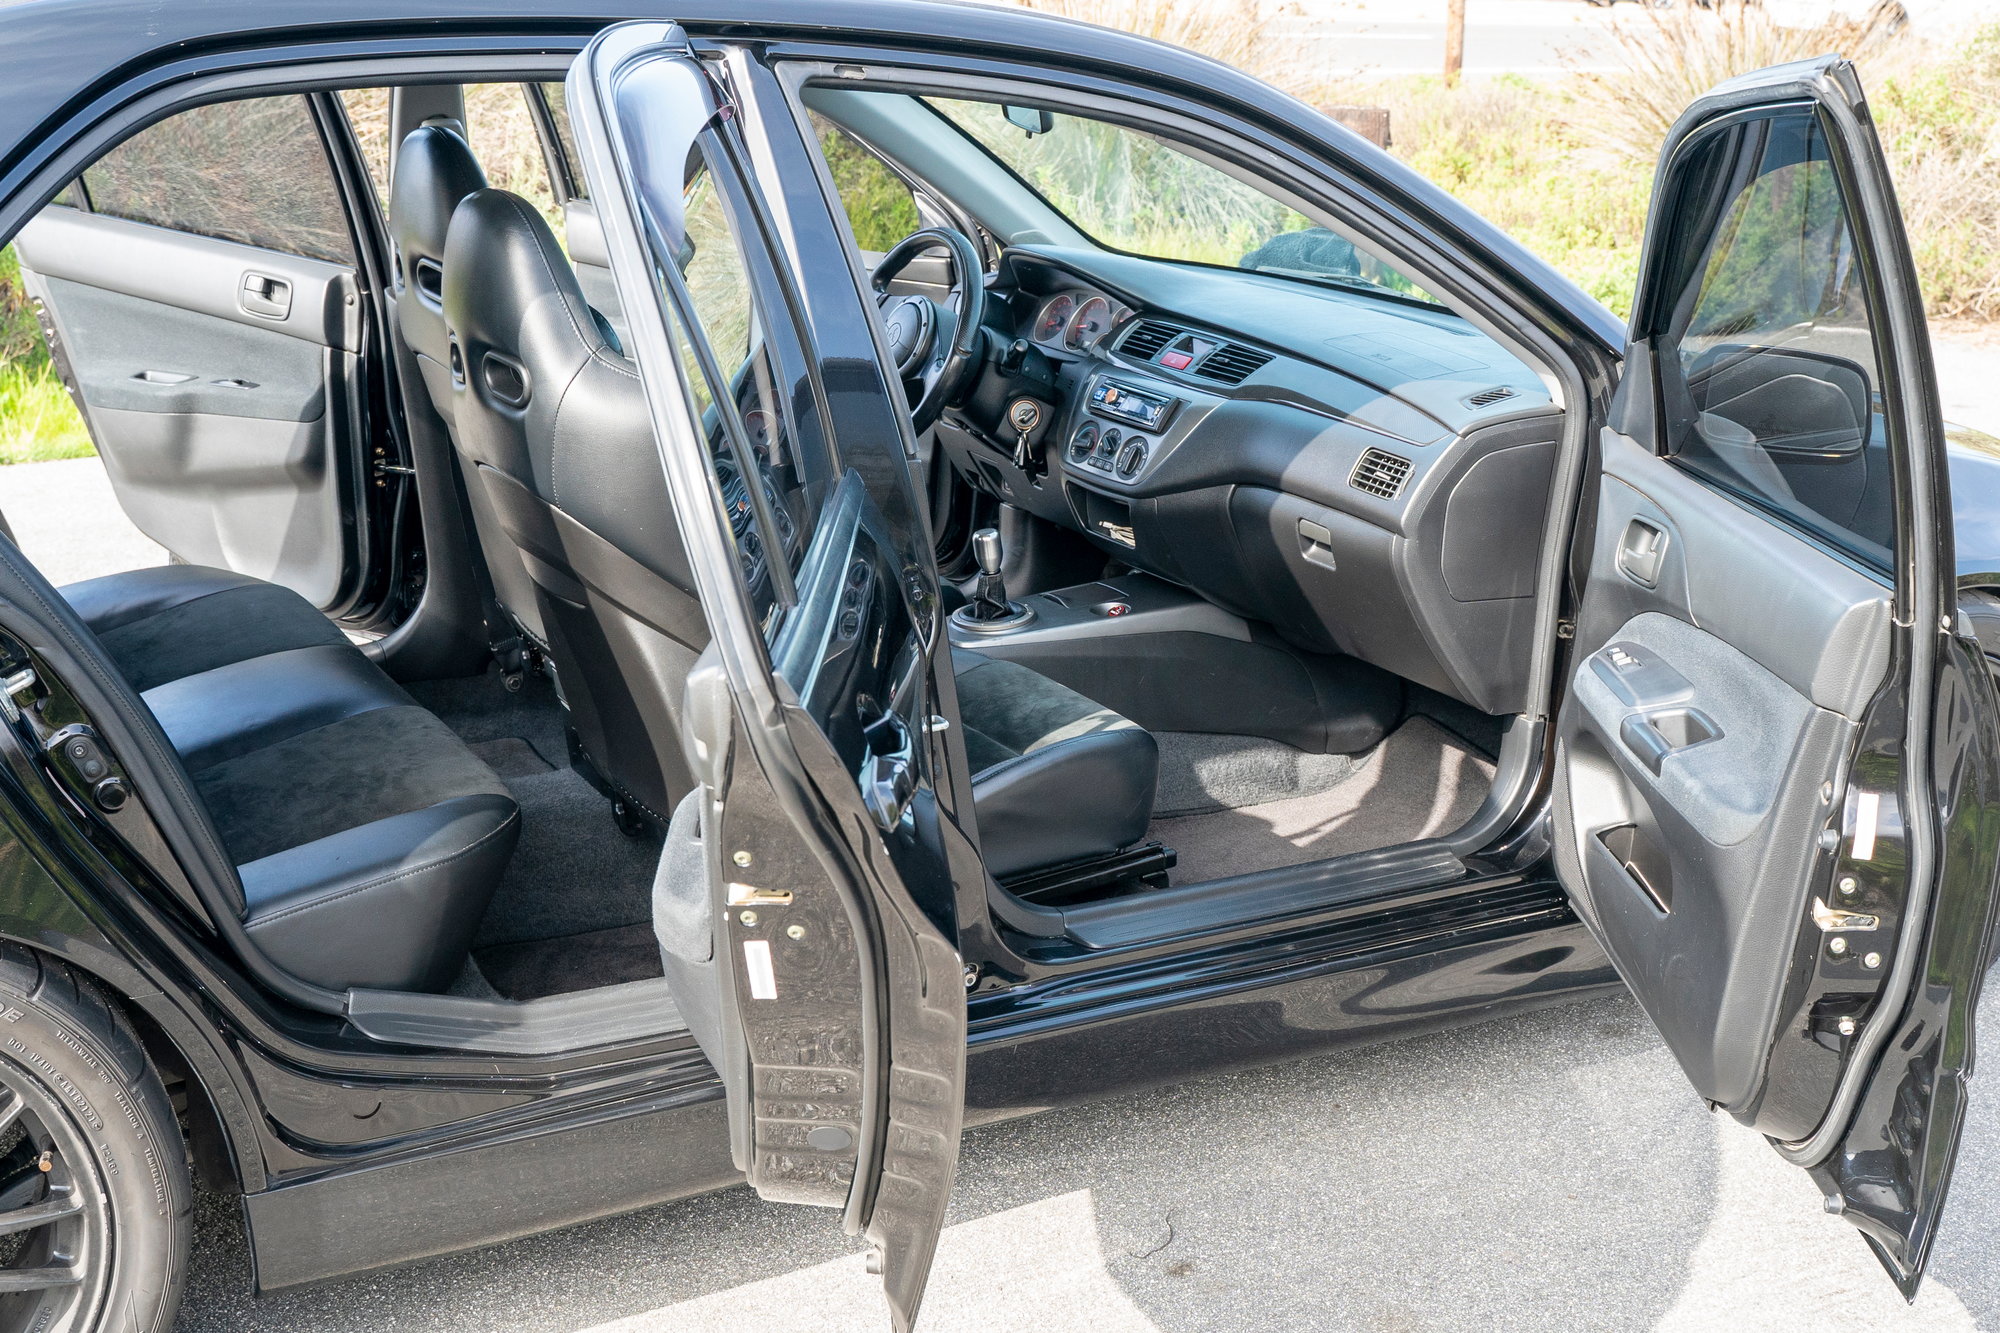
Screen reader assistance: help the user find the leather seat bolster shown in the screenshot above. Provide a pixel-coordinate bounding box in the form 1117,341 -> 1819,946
242,794 -> 520,993
63,564 -> 348,692
971,728 -> 1159,879
954,648 -> 1161,879
141,643 -> 411,771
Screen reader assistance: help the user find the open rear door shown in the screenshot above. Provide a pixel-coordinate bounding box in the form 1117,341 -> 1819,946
569,23 -> 967,1329
13,93 -> 379,613
1554,56 -> 2000,1292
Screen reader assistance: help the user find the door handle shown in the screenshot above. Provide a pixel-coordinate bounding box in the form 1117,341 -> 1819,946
860,708 -> 918,832
238,272 -> 293,320
1617,518 -> 1668,588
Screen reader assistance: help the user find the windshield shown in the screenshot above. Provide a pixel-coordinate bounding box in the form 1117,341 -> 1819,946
925,97 -> 1436,304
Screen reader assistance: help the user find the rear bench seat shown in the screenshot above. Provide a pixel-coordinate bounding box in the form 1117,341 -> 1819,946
58,565 -> 518,993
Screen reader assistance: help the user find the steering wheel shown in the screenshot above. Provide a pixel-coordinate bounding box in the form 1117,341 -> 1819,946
870,227 -> 986,434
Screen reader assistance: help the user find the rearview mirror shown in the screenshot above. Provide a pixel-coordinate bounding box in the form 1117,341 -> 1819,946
1004,105 -> 1055,137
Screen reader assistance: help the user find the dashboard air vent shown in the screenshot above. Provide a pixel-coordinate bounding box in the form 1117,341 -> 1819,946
1463,386 -> 1518,408
1194,344 -> 1274,385
1119,320 -> 1180,360
1350,448 -> 1413,500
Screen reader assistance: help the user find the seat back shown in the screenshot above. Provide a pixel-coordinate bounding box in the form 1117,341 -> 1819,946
442,188 -> 708,824
387,125 -> 486,419
386,126 -> 549,646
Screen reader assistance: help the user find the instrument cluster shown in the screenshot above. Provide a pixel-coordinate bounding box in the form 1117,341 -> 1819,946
1031,290 -> 1131,354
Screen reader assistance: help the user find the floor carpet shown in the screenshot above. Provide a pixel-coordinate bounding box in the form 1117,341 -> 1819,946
1151,718 -> 1496,884
410,665 -> 663,999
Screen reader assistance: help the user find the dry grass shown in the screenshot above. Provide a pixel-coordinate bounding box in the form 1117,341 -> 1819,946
1010,0 -> 1288,84
1563,0 -> 1909,161
1012,0 -> 1999,322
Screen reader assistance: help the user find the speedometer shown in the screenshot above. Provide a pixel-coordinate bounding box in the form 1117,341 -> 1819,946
1034,294 -> 1076,344
1064,296 -> 1114,351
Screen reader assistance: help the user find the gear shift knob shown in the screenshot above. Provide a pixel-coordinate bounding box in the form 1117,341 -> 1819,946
972,527 -> 1003,577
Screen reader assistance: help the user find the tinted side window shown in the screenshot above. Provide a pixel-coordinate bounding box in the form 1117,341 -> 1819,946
539,83 -> 585,199
1655,109 -> 1891,567
82,96 -> 353,263
668,151 -> 811,636
807,113 -> 919,253
337,88 -> 392,214
464,84 -> 564,230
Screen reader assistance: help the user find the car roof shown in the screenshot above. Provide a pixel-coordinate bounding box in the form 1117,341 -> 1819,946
0,0 -> 1624,358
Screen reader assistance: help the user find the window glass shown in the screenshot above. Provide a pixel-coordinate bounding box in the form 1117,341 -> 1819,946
1659,109 -> 1892,567
667,150 -> 807,636
464,84 -> 563,232
337,88 -> 392,214
81,96 -> 353,263
539,83 -> 585,199
808,112 -> 919,253
926,96 -> 1433,303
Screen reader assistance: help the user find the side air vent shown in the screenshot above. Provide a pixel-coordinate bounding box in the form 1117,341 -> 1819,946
1350,448 -> 1413,500
1119,320 -> 1179,360
1463,386 -> 1518,408
1194,344 -> 1274,386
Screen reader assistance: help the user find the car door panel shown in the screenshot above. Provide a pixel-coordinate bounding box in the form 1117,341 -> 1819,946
1558,430 -> 1889,1111
1554,55 -> 2000,1290
15,206 -> 363,609
573,25 -> 965,1328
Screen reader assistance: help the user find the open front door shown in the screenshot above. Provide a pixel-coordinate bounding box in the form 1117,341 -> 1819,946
1554,56 -> 2000,1291
569,24 -> 967,1329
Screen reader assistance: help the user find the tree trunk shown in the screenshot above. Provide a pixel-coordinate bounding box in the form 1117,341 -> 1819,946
1444,0 -> 1466,86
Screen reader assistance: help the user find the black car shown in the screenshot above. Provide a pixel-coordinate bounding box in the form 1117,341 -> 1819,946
0,4 -> 1995,1329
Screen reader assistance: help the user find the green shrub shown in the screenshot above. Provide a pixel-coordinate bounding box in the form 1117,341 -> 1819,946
0,245 -> 91,464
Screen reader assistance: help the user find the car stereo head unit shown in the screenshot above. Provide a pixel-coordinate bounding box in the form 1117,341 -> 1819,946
1088,378 -> 1177,432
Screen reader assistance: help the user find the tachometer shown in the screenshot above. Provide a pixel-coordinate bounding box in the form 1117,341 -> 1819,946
1064,295 -> 1114,351
1034,293 -> 1076,344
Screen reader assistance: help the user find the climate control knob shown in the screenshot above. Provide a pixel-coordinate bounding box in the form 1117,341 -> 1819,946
1069,420 -> 1098,463
1116,439 -> 1148,478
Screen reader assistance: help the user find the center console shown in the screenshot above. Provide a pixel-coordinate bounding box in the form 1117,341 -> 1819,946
1060,371 -> 1220,496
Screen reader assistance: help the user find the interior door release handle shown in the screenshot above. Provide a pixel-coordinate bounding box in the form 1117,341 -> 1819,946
1618,518 -> 1667,588
239,272 -> 292,320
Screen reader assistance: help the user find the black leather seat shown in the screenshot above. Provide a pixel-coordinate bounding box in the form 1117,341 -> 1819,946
443,187 -> 708,827
444,189 -> 1161,874
54,561 -> 518,993
954,649 -> 1158,877
61,564 -> 354,690
386,125 -> 546,649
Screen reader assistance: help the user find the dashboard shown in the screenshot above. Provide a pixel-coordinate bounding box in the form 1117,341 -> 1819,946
934,244 -> 1568,716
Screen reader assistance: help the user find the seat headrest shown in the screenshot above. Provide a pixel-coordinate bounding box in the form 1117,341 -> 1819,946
388,125 -> 487,305
442,188 -> 606,361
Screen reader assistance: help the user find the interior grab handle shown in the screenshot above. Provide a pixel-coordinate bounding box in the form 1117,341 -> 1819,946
1619,707 -> 1721,775
859,708 -> 918,832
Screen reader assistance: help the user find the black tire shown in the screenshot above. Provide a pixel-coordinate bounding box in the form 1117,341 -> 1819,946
0,946 -> 190,1333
